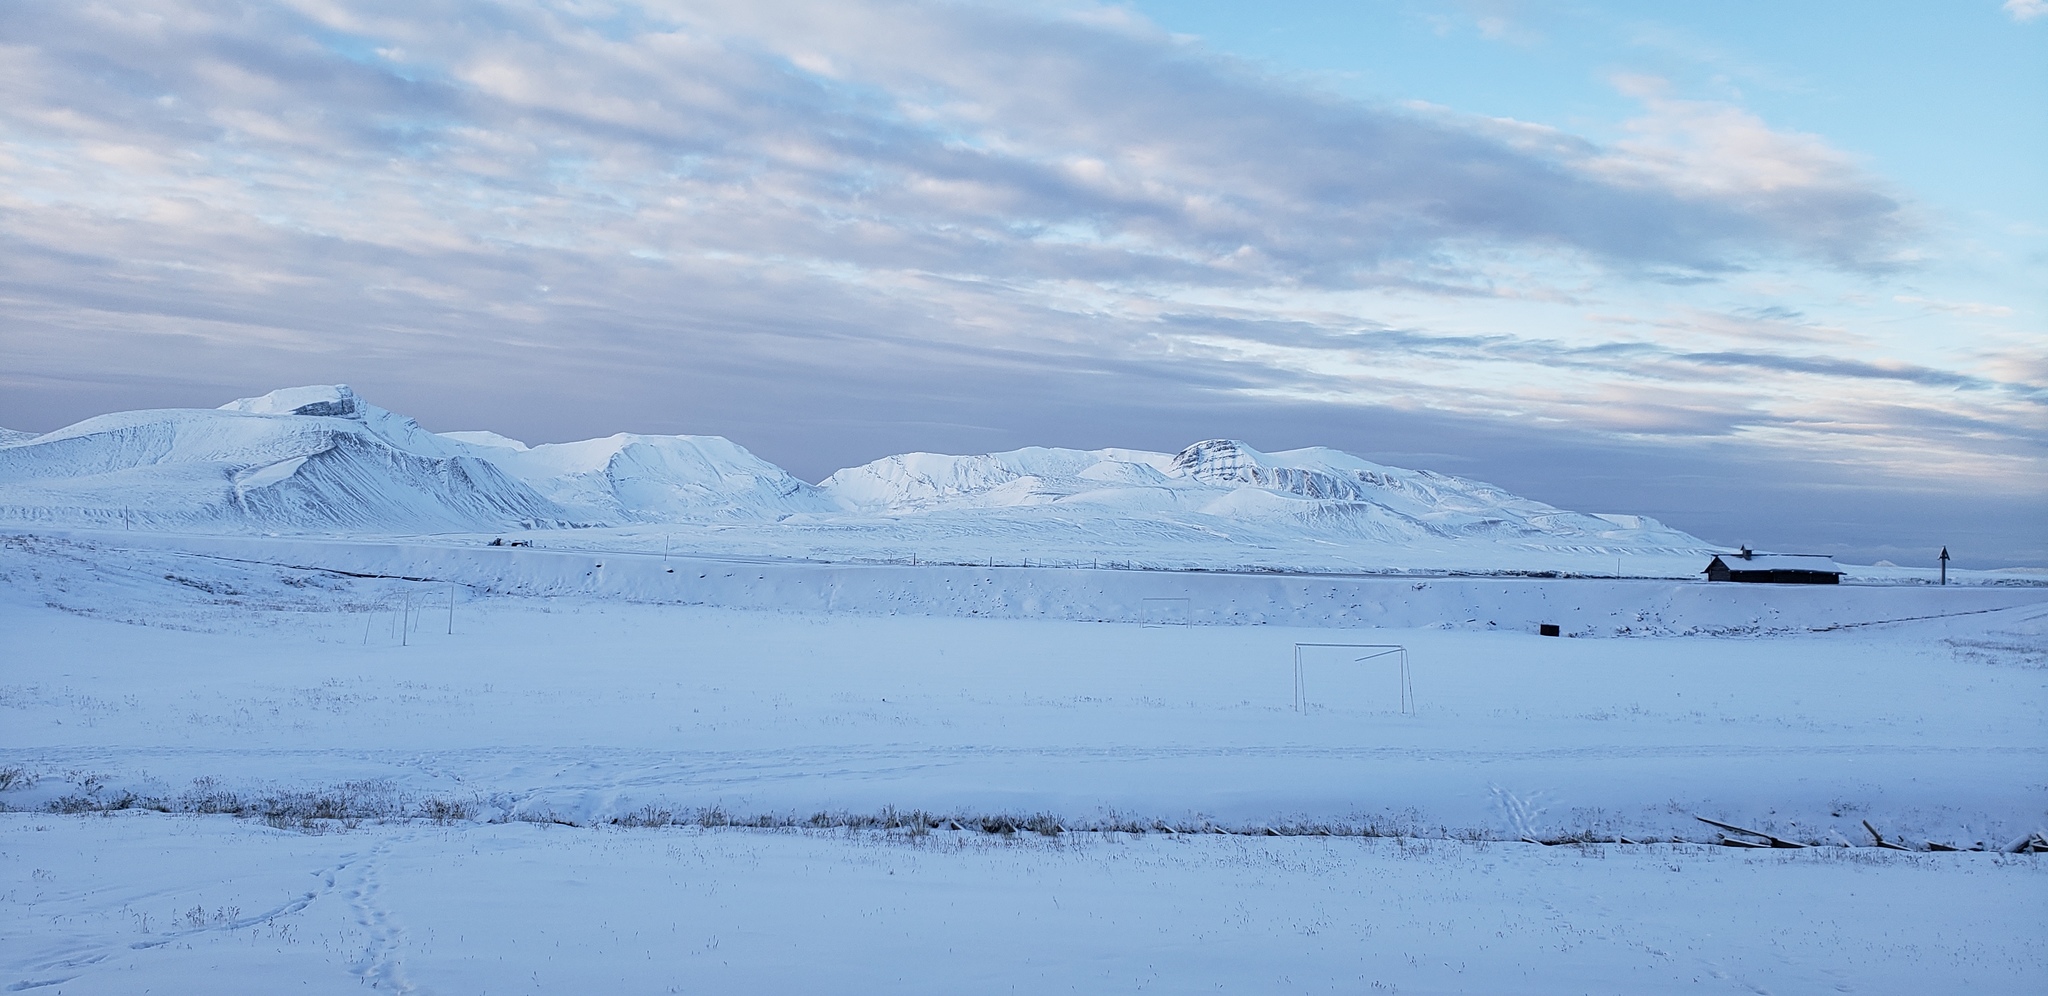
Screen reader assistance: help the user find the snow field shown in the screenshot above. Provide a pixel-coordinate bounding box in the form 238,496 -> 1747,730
23,529 -> 2044,637
4,533 -> 2043,844
5,813 -> 2044,995
3,530 -> 2045,992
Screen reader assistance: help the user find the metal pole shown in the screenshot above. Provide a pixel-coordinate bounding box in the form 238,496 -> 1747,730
1402,649 -> 1413,715
1292,645 -> 1303,714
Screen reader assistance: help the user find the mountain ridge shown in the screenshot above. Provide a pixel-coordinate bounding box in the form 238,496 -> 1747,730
0,386 -> 1715,569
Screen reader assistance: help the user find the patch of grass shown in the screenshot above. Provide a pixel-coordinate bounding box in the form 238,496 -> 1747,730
1023,813 -> 1064,836
613,805 -> 677,828
417,798 -> 474,824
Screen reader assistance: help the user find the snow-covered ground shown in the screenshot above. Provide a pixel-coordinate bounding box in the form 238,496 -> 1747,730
7,814 -> 2041,995
3,528 -> 2044,992
2,387 -> 2043,991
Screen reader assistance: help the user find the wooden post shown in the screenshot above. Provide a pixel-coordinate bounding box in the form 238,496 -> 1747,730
1939,547 -> 1949,586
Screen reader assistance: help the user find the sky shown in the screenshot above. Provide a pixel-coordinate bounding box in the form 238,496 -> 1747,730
0,0 -> 2042,566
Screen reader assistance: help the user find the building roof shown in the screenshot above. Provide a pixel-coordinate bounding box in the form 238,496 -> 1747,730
1706,553 -> 1844,574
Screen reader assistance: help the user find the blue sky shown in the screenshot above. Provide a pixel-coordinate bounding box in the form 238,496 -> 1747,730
1133,2 -> 2045,220
0,0 -> 2041,564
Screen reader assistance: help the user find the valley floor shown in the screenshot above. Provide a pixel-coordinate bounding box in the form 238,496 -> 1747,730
2,531 -> 2044,992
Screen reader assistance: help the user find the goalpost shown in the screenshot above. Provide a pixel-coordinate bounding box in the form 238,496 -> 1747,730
1292,643 -> 1413,715
1141,597 -> 1192,627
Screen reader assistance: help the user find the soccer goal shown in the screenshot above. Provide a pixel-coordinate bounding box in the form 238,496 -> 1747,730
1292,643 -> 1413,715
1141,597 -> 1192,627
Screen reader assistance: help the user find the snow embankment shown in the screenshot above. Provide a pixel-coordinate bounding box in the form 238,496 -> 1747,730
42,530 -> 2046,637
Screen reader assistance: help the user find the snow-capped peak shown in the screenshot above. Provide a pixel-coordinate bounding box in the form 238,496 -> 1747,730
221,385 -> 465,460
1168,438 -> 1410,502
0,389 -> 1717,566
474,432 -> 834,521
440,430 -> 532,451
219,384 -> 365,418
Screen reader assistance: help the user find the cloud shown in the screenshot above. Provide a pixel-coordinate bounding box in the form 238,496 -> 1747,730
1583,76 -> 1906,268
1893,295 -> 2015,317
0,1 -> 1909,289
1674,351 -> 1997,391
2006,0 -> 2048,23
0,0 -> 2037,560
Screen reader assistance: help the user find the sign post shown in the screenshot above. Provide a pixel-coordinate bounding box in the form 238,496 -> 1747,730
1939,546 -> 1949,586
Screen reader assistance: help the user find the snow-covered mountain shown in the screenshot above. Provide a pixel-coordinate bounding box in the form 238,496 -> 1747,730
440,430 -> 834,522
0,387 -> 565,532
0,386 -> 840,533
820,446 -> 1179,511
0,386 -> 1715,569
818,439 -> 1704,551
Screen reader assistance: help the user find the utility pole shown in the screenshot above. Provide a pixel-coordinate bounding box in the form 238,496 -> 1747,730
1939,547 -> 1949,586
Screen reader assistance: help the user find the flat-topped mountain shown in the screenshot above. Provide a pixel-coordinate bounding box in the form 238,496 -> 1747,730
0,386 -> 1712,571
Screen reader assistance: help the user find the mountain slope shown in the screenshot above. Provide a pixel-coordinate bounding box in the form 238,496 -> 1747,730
0,388 -> 1717,570
444,430 -> 836,522
0,387 -> 566,532
819,438 -> 1705,552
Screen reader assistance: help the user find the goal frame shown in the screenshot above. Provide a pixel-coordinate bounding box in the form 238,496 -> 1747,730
1140,597 -> 1192,627
1292,643 -> 1413,715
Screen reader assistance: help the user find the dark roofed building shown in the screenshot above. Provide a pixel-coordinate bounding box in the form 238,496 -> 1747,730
1704,549 -> 1843,584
